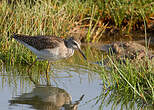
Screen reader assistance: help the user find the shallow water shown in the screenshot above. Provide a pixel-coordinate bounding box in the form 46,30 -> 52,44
0,42 -> 153,110
0,64 -> 105,110
0,45 -> 119,110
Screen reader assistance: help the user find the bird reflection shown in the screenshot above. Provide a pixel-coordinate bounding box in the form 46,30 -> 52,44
9,72 -> 84,110
9,85 -> 72,110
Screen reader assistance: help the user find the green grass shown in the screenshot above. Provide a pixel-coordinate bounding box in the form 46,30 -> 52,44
0,1 -> 153,109
96,56 -> 154,109
0,0 -> 153,64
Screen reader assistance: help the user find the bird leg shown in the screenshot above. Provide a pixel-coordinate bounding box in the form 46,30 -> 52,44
27,59 -> 40,85
27,59 -> 37,73
45,61 -> 51,85
27,71 -> 40,86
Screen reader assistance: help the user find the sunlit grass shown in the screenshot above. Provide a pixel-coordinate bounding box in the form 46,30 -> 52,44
0,1 -> 153,109
0,0 -> 153,64
96,55 -> 154,109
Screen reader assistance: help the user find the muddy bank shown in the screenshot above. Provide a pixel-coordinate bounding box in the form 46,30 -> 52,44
69,19 -> 154,43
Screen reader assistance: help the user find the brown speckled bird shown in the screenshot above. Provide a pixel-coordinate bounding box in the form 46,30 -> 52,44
12,34 -> 87,75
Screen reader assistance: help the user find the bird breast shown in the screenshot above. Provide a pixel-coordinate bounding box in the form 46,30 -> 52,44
38,46 -> 74,61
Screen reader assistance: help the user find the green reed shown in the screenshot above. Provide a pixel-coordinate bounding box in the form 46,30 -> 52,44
0,1 -> 153,109
96,56 -> 154,110
0,0 -> 153,64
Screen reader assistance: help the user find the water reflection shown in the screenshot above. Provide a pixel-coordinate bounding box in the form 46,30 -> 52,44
9,85 -> 84,110
1,44 -> 152,110
9,65 -> 86,110
9,85 -> 71,110
0,53 -> 102,110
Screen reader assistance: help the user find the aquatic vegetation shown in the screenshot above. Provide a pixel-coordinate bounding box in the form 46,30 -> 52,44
97,55 -> 154,109
0,0 -> 153,64
0,0 -> 153,109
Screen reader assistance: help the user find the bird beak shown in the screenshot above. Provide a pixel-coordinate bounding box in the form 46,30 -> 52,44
77,47 -> 87,60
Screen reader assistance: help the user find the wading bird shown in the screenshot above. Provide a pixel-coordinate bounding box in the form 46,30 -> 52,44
12,34 -> 87,83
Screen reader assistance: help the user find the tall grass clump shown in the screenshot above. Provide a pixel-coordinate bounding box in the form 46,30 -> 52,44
0,0 -> 93,65
95,0 -> 154,32
0,0 -> 153,64
97,56 -> 154,109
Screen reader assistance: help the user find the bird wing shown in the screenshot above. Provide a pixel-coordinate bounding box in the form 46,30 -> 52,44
13,34 -> 64,50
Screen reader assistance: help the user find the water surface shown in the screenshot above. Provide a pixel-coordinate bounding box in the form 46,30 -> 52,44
0,42 -> 153,110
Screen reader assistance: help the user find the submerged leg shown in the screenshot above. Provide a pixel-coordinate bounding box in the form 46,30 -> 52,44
45,61 -> 51,85
28,71 -> 40,86
27,59 -> 40,85
27,59 -> 37,73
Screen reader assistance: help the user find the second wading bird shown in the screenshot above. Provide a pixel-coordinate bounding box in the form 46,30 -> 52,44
12,34 -> 87,82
